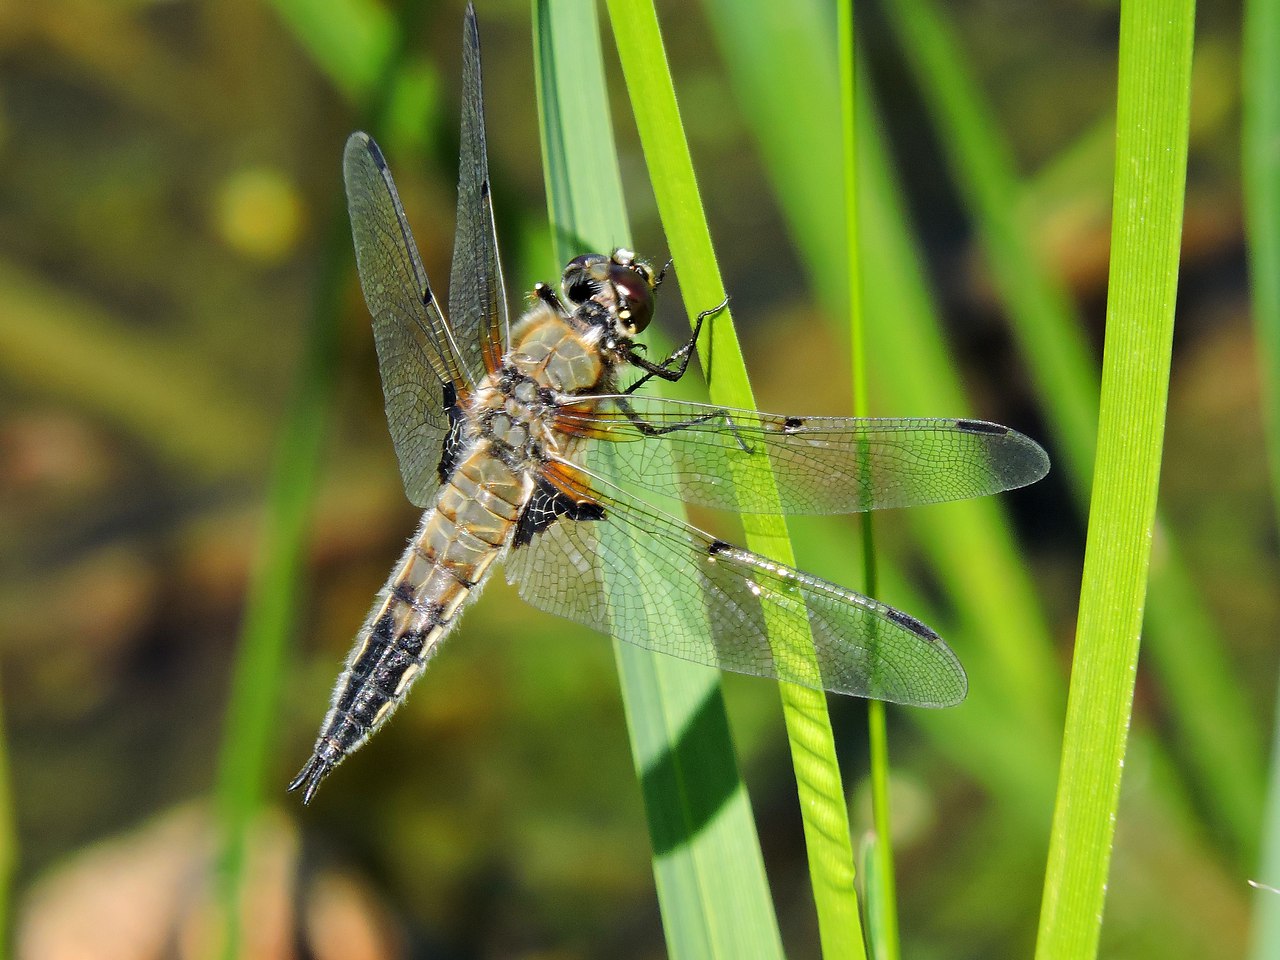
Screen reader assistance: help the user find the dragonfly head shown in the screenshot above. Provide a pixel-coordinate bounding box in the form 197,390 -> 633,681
562,249 -> 657,338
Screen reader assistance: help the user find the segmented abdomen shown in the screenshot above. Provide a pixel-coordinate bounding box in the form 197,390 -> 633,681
290,445 -> 529,802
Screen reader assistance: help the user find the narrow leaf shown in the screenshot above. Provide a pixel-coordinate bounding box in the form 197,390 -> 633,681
1035,2 -> 1194,954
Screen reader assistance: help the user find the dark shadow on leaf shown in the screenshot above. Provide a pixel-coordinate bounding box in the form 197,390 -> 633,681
638,683 -> 742,856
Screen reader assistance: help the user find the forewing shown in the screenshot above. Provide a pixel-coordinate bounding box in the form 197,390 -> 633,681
504,455 -> 967,707
344,131 -> 473,507
448,6 -> 509,378
558,396 -> 1049,515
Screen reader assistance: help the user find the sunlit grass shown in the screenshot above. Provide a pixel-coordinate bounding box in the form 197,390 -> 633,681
1035,0 -> 1194,954
700,0 -> 1060,871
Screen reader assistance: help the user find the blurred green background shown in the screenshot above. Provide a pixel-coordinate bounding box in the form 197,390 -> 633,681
0,0 -> 1269,957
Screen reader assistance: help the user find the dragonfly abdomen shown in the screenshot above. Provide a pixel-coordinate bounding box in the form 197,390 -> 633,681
289,443 -> 531,803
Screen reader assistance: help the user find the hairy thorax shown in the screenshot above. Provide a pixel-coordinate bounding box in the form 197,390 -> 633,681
469,302 -> 613,467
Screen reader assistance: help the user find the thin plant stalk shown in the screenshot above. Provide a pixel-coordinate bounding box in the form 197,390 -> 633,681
840,0 -> 898,956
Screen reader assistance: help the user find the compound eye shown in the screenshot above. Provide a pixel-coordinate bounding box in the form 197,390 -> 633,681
562,253 -> 606,305
611,266 -> 654,333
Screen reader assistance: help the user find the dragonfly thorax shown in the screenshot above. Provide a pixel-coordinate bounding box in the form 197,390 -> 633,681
477,370 -> 550,456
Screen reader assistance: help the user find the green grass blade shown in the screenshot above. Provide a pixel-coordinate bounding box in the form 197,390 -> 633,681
1035,2 -> 1194,955
699,4 -> 1062,948
887,0 -> 1263,858
862,704 -> 896,960
694,0 -> 839,297
602,1 -> 866,955
858,830 -> 892,956
1243,0 -> 1280,952
534,2 -> 785,956
840,1 -> 898,956
885,0 -> 1098,487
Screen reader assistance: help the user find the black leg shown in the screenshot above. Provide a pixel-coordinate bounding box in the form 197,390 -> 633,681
624,295 -> 730,394
612,393 -> 754,454
654,258 -> 675,290
534,282 -> 566,312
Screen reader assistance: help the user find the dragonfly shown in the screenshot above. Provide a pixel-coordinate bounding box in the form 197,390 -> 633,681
288,5 -> 1049,804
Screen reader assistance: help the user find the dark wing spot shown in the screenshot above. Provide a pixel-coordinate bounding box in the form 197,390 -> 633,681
955,419 -> 1007,436
480,178 -> 491,200
437,383 -> 468,484
365,135 -> 389,171
512,476 -> 607,548
886,607 -> 940,642
782,416 -> 805,434
707,539 -> 731,557
422,285 -> 434,306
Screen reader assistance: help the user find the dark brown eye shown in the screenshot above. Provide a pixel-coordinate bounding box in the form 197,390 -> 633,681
611,265 -> 654,332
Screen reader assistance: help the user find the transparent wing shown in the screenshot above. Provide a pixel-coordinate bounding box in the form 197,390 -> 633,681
344,131 -> 473,508
448,5 -> 509,378
504,455 -> 967,706
558,395 -> 1049,515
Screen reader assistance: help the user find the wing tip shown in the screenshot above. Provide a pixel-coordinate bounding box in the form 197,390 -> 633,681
1001,430 -> 1052,489
877,607 -> 969,708
885,606 -> 940,642
464,3 -> 480,53
898,660 -> 969,709
343,130 -> 388,176
957,418 -> 1051,491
